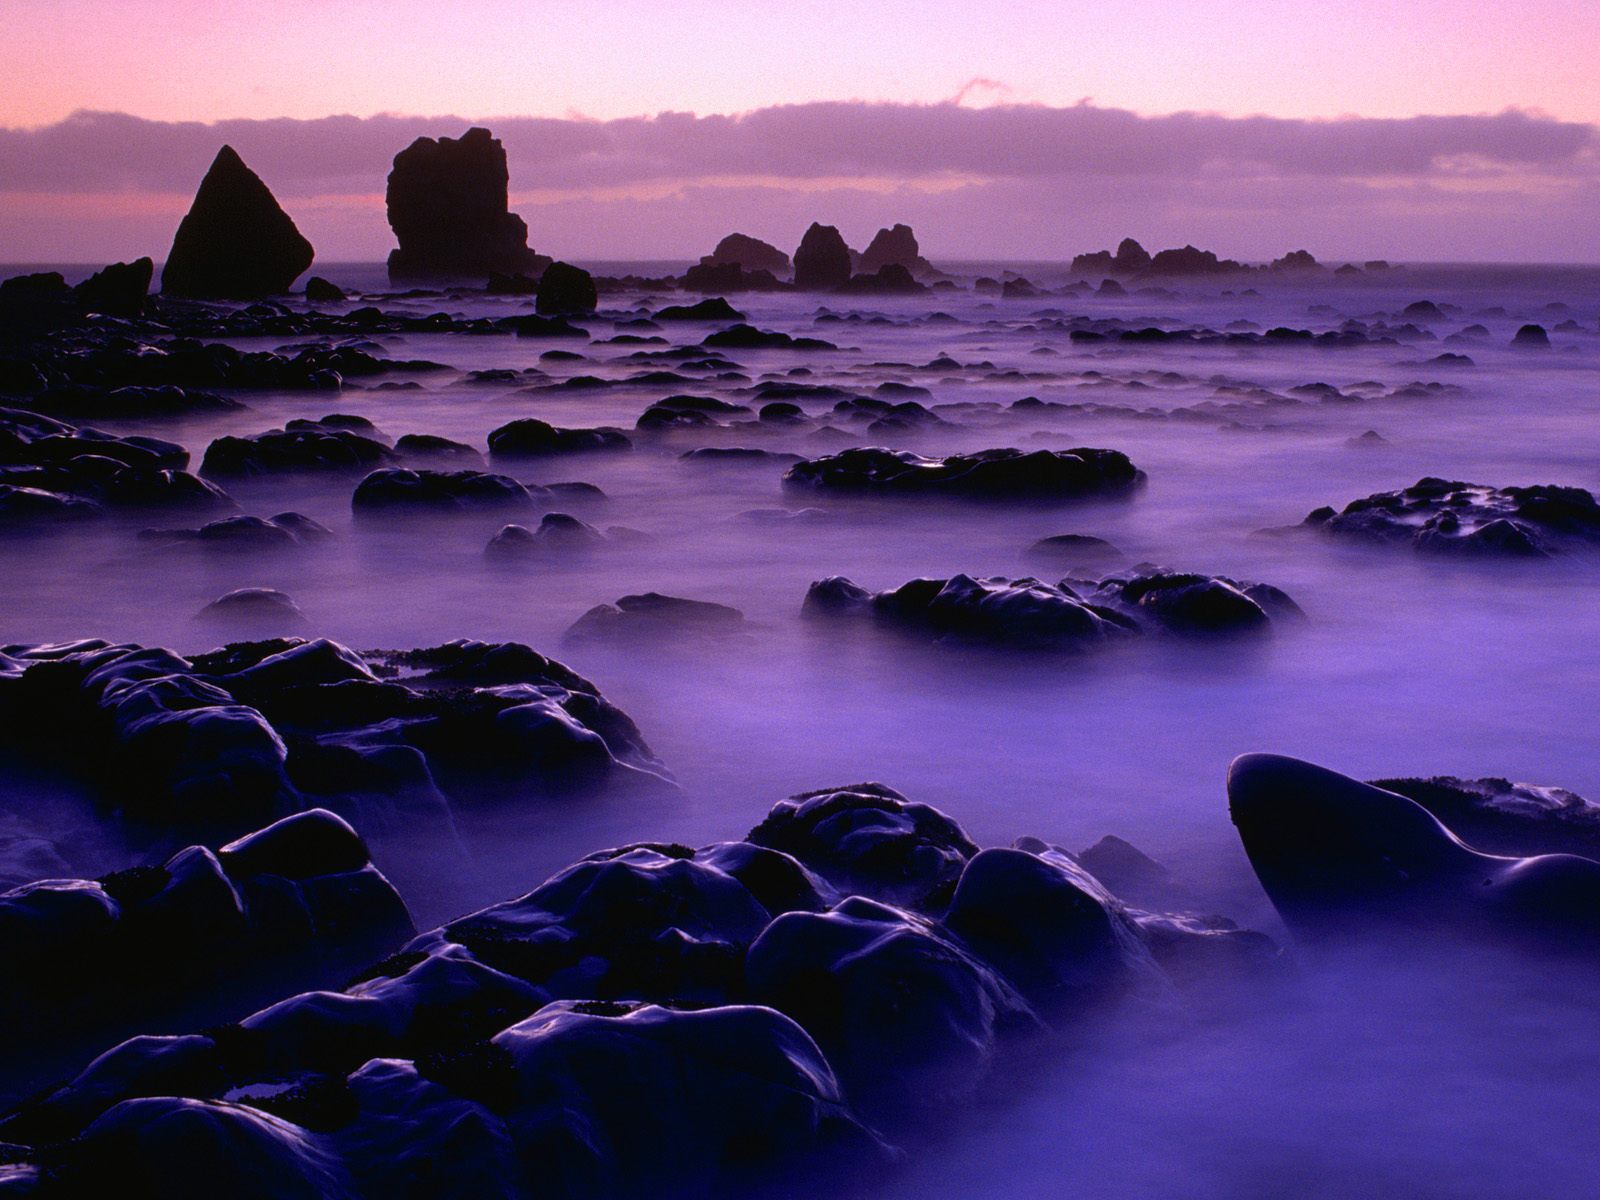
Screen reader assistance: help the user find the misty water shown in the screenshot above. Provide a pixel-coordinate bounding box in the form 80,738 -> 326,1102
5,262 -> 1599,1196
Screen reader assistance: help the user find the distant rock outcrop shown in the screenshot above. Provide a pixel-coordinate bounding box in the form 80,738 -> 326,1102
793,223 -> 853,290
858,224 -> 933,277
680,261 -> 786,293
536,261 -> 598,314
704,232 -> 790,275
385,127 -> 548,281
161,146 -> 314,298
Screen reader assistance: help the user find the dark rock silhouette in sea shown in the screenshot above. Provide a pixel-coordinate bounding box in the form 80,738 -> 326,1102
487,417 -> 631,459
857,224 -> 933,277
352,467 -> 541,516
567,593 -> 748,641
139,511 -> 332,551
303,276 -> 346,302
702,232 -> 791,275
793,223 -> 853,290
1372,774 -> 1600,863
806,568 -> 1299,649
838,264 -> 926,295
535,261 -> 598,315
1512,323 -> 1551,348
74,258 -> 153,318
195,587 -> 307,635
1229,753 -> 1600,952
653,297 -> 745,322
161,146 -> 314,298
679,261 -> 787,293
385,127 -> 548,282
201,417 -> 397,478
0,783 -> 1276,1196
1301,477 -> 1600,557
784,445 -> 1145,503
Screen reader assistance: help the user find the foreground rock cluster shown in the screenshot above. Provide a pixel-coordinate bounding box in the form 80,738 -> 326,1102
1303,478 -> 1600,557
0,781 -> 1279,1198
0,637 -> 670,845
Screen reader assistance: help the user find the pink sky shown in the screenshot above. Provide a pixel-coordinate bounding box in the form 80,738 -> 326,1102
3,0 -> 1599,263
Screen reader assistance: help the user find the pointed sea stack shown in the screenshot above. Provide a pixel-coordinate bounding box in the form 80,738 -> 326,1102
161,146 -> 314,298
386,126 -> 547,282
792,223 -> 852,290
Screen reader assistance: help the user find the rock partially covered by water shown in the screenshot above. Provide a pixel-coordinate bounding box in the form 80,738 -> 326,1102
1302,477 -> 1600,557
487,417 -> 630,460
1229,753 -> 1600,952
793,223 -> 853,290
0,637 -> 670,843
566,593 -> 747,642
201,418 -> 396,478
385,127 -> 547,282
0,782 -> 1275,1196
351,467 -> 538,515
703,232 -> 791,275
1372,774 -> 1600,862
0,808 -> 412,1082
807,568 -> 1298,649
535,261 -> 598,315
784,445 -> 1145,503
0,407 -> 233,526
162,146 -> 314,298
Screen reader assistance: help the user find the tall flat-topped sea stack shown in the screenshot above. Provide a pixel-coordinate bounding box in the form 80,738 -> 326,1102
385,126 -> 548,282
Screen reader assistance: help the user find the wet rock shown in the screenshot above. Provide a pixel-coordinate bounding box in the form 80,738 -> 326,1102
679,447 -> 802,465
1512,323 -> 1551,348
702,324 -> 837,351
385,127 -> 547,281
806,569 -> 1297,648
567,593 -> 747,641
535,261 -> 597,315
793,223 -> 853,290
1229,753 -> 1600,951
1302,477 -> 1600,557
393,433 -> 483,466
485,513 -> 607,558
1025,533 -> 1125,568
1372,774 -> 1600,862
351,468 -> 539,516
162,146 -> 314,298
0,781 -> 1275,1196
486,418 -> 630,459
139,512 -> 331,551
652,297 -> 745,322
196,588 -> 307,634
201,420 -> 396,478
784,445 -> 1145,503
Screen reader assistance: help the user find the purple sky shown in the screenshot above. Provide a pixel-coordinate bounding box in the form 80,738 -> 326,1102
3,0 -> 1598,263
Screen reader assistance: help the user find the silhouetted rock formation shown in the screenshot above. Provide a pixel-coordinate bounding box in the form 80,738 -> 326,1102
385,127 -> 548,282
793,223 -> 853,290
680,261 -> 786,293
785,446 -> 1145,503
858,224 -> 933,277
1113,237 -> 1152,273
303,276 -> 346,302
704,232 -> 790,275
837,264 -> 926,294
1269,250 -> 1323,273
74,259 -> 152,317
161,146 -> 314,298
535,261 -> 598,315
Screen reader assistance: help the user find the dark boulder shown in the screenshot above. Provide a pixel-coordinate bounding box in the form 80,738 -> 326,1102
385,127 -> 547,281
652,297 -> 744,322
486,418 -> 630,459
704,232 -> 791,275
303,276 -> 346,303
793,223 -> 853,290
351,468 -> 539,516
1512,323 -> 1551,348
74,258 -> 153,317
784,445 -> 1145,503
534,261 -> 597,315
161,146 -> 314,298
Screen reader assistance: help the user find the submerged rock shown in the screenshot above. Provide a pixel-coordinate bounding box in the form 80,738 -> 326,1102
1024,533 -> 1126,568
385,127 -> 547,281
1301,477 -> 1600,557
784,445 -> 1145,503
567,593 -> 747,641
806,568 -> 1298,649
0,782 -> 1275,1195
196,587 -> 307,634
351,468 -> 539,516
162,146 -> 314,298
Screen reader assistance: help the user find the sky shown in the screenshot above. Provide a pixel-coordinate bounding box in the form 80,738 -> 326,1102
2,0 -> 1598,263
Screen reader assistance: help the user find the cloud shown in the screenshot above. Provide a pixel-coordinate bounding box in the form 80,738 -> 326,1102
1,100 -> 1596,261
